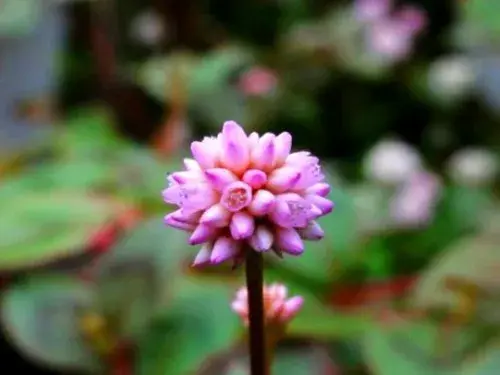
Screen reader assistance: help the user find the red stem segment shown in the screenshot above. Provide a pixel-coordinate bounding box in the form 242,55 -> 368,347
245,250 -> 268,375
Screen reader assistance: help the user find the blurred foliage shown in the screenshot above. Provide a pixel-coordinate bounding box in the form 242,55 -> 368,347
1,0 -> 500,374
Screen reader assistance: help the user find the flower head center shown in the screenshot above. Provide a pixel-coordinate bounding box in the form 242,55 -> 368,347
221,181 -> 252,212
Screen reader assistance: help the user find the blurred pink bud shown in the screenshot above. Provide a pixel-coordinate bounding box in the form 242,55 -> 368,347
231,283 -> 304,325
238,66 -> 278,97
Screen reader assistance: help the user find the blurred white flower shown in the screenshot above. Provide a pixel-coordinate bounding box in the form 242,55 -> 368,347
130,9 -> 165,47
390,171 -> 442,228
363,139 -> 423,185
427,56 -> 476,102
447,148 -> 498,186
366,20 -> 414,62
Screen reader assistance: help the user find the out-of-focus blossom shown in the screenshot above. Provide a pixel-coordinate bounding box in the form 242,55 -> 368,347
366,21 -> 415,62
447,148 -> 499,186
427,56 -> 477,102
130,9 -> 165,47
390,171 -> 442,228
354,0 -> 392,23
162,121 -> 333,267
231,283 -> 304,326
238,67 -> 278,97
355,0 -> 427,62
363,139 -> 423,185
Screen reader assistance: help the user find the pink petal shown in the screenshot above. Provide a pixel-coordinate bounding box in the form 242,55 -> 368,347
248,132 -> 260,150
205,168 -> 238,191
270,193 -> 311,228
275,227 -> 304,255
210,236 -> 240,264
189,224 -> 217,245
305,183 -> 331,197
164,214 -> 196,231
221,181 -> 253,212
231,300 -> 248,315
248,225 -> 274,252
230,212 -> 255,240
183,158 -> 202,171
298,221 -> 324,240
170,209 -> 201,224
199,204 -> 231,227
191,140 -> 218,169
192,244 -> 213,266
162,185 -> 182,205
267,167 -> 301,193
251,133 -> 276,171
178,183 -> 219,212
220,121 -> 250,174
280,296 -> 304,321
171,170 -> 204,184
248,189 -> 275,216
273,132 -> 292,167
306,195 -> 334,215
242,169 -> 267,189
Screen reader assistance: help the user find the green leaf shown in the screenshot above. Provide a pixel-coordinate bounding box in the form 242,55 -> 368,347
0,275 -> 97,371
135,52 -> 199,103
56,106 -> 126,160
463,0 -> 500,35
0,193 -> 121,271
461,340 -> 500,375
410,233 -> 500,313
363,318 -> 471,375
136,277 -> 240,375
0,0 -> 40,36
92,216 -> 190,339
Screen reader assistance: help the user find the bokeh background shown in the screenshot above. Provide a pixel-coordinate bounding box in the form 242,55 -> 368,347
1,0 -> 499,374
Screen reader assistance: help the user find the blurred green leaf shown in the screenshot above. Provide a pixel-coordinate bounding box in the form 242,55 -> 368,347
0,193 -> 121,271
92,216 -> 190,339
363,318 -> 471,375
463,0 -> 500,35
135,52 -> 199,103
136,277 -> 240,375
0,0 -> 40,36
461,340 -> 500,375
56,106 -> 126,160
350,184 -> 392,234
0,275 -> 97,371
411,233 -> 500,313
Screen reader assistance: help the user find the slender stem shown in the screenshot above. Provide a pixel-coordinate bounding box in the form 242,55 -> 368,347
245,250 -> 268,375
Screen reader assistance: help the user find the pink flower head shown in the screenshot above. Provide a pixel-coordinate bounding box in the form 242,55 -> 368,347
162,121 -> 333,267
231,283 -> 304,325
238,66 -> 278,97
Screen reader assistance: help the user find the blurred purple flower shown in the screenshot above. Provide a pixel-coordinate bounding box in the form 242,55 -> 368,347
390,171 -> 441,228
354,0 -> 392,23
162,121 -> 333,267
355,0 -> 427,62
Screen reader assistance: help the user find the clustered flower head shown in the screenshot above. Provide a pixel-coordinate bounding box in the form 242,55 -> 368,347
231,283 -> 304,325
163,121 -> 333,267
354,0 -> 427,62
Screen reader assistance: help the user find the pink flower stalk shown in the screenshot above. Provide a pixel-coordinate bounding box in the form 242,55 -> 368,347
390,171 -> 441,228
231,283 -> 304,325
162,121 -> 333,267
238,67 -> 278,97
